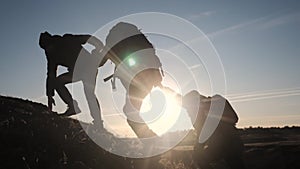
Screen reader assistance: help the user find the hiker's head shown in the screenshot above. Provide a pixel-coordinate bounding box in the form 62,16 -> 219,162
183,90 -> 201,107
39,31 -> 52,49
106,22 -> 144,48
182,90 -> 206,119
112,22 -> 140,36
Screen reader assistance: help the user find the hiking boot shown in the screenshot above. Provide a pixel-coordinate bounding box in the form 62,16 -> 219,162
86,121 -> 106,136
60,101 -> 81,116
92,119 -> 104,129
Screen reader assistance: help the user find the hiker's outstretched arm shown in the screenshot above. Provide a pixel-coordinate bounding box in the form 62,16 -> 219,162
98,48 -> 109,67
98,46 -> 116,67
46,60 -> 57,110
87,35 -> 104,50
63,34 -> 103,50
98,45 -> 122,67
46,60 -> 56,97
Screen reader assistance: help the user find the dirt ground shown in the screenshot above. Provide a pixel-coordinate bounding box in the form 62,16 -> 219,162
1,96 -> 299,169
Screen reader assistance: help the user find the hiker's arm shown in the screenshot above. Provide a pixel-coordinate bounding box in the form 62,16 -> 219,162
63,34 -> 103,50
98,45 -> 121,67
98,46 -> 115,67
87,36 -> 103,50
46,60 -> 57,110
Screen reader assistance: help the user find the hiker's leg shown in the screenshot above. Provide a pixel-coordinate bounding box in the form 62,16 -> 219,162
121,69 -> 162,138
224,136 -> 245,169
83,74 -> 102,127
124,94 -> 157,138
194,147 -> 213,169
225,154 -> 245,169
123,82 -> 157,138
197,159 -> 213,169
55,72 -> 80,110
194,133 -> 224,169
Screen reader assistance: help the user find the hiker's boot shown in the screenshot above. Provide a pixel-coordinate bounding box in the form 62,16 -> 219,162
60,100 -> 81,116
93,119 -> 104,130
87,120 -> 106,136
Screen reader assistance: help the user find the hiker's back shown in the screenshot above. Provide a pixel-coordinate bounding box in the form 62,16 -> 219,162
60,34 -> 88,59
48,34 -> 90,69
211,95 -> 238,125
106,22 -> 160,67
183,91 -> 239,141
105,22 -> 163,89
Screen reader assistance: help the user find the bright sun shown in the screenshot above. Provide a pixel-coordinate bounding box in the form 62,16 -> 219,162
140,86 -> 182,136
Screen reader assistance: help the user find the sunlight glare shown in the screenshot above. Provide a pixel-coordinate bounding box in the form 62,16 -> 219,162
140,87 -> 182,136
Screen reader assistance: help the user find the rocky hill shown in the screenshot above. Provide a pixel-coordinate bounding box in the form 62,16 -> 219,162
0,96 -> 161,169
1,95 -> 300,169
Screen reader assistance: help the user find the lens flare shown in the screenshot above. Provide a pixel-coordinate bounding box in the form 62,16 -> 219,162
128,57 -> 136,67
140,87 -> 182,136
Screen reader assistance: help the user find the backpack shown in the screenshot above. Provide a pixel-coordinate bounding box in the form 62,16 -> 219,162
183,91 -> 239,142
205,95 -> 239,125
104,22 -> 163,89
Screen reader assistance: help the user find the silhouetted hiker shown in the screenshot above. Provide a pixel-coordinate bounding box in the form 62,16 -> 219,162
39,31 -> 104,127
182,90 -> 245,169
99,22 -> 164,138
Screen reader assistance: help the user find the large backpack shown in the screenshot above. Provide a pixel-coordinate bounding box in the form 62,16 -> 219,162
183,91 -> 239,142
105,22 -> 163,89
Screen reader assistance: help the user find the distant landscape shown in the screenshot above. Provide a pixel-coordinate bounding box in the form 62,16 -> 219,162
1,95 -> 299,169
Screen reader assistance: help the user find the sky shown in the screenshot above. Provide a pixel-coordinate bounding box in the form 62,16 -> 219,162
0,0 -> 299,137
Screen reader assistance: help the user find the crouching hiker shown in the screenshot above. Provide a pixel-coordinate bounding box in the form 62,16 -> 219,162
182,90 -> 245,169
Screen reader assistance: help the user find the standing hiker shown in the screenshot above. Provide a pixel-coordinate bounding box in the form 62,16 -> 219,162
99,22 -> 164,138
39,31 -> 104,127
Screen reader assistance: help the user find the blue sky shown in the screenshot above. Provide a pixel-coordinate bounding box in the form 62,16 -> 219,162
0,0 -> 299,136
